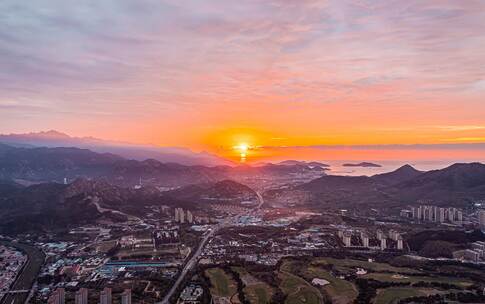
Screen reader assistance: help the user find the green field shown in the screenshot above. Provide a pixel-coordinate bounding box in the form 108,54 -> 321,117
205,268 -> 237,297
279,272 -> 322,304
278,256 -> 479,304
306,266 -> 357,304
374,288 -> 425,304
281,260 -> 357,304
310,257 -> 420,274
0,241 -> 45,304
245,284 -> 272,304
363,273 -> 473,287
231,266 -> 273,304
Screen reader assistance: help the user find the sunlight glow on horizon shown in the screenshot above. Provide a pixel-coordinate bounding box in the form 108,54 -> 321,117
1,1 -> 485,163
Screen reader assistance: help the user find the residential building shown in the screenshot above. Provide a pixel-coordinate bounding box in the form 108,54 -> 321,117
100,287 -> 112,304
480,210 -> 485,230
75,288 -> 88,304
48,289 -> 65,304
121,289 -> 131,304
380,238 -> 387,250
397,236 -> 403,250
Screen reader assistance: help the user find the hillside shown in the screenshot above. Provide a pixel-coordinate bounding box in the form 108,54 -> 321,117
296,175 -> 390,207
0,178 -> 186,234
296,162 -> 485,208
0,143 -> 325,187
389,163 -> 485,206
372,164 -> 423,186
165,179 -> 257,203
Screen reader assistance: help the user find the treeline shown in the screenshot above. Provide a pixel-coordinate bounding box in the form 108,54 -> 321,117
398,291 -> 485,304
353,278 -> 476,304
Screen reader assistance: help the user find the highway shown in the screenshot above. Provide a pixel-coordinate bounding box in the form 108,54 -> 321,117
158,190 -> 264,304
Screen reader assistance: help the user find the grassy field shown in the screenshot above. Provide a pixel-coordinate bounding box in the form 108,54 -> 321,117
374,287 -> 425,304
310,257 -> 420,274
231,267 -> 274,304
278,257 -> 478,304
279,272 -> 322,304
205,268 -> 238,297
363,273 -> 473,287
306,266 -> 357,304
245,284 -> 272,304
281,260 -> 357,304
0,241 -> 45,304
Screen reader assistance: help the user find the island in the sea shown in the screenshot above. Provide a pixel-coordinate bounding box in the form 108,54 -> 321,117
342,162 -> 382,168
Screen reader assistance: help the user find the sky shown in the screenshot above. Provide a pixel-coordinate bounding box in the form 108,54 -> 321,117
1,0 -> 485,163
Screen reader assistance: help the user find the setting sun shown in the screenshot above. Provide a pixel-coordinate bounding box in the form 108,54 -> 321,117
233,143 -> 250,163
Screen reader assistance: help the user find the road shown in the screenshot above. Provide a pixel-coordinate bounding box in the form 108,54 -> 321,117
0,242 -> 45,304
158,191 -> 264,304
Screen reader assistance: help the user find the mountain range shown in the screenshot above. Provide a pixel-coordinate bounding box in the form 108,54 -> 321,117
0,130 -> 231,166
1,138 -> 485,233
0,178 -> 187,234
0,142 -> 325,187
298,162 -> 485,209
0,176 -> 260,234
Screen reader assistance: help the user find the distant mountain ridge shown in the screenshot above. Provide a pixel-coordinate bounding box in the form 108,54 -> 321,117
165,179 -> 257,203
297,163 -> 485,208
0,143 -> 326,187
0,178 -> 187,234
372,164 -> 423,185
1,142 -> 485,233
0,130 -> 231,166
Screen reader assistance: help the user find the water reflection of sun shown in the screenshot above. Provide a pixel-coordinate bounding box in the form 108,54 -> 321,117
233,143 -> 249,163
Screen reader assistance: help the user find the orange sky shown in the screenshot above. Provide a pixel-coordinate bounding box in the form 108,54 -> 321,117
1,1 -> 485,164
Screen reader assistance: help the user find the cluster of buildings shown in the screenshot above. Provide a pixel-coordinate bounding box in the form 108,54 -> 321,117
174,208 -> 194,224
48,288 -> 132,304
178,283 -> 204,303
480,210 -> 485,230
174,208 -> 213,225
153,226 -> 180,245
403,205 -> 463,224
453,241 -> 485,263
0,245 -> 26,300
119,234 -> 153,250
338,229 -> 403,250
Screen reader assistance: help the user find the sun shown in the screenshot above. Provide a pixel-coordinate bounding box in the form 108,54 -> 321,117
233,143 -> 250,163
235,143 -> 248,153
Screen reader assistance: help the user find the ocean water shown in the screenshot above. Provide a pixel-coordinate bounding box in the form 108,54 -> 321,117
324,160 -> 474,176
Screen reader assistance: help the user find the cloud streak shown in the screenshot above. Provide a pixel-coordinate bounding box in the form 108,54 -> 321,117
0,0 -> 484,152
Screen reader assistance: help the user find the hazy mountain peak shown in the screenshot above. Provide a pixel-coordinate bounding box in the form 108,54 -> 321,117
372,164 -> 423,185
0,130 -> 231,166
32,130 -> 70,138
396,164 -> 420,172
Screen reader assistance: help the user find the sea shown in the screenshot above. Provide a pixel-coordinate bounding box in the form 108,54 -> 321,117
324,160 -> 476,176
